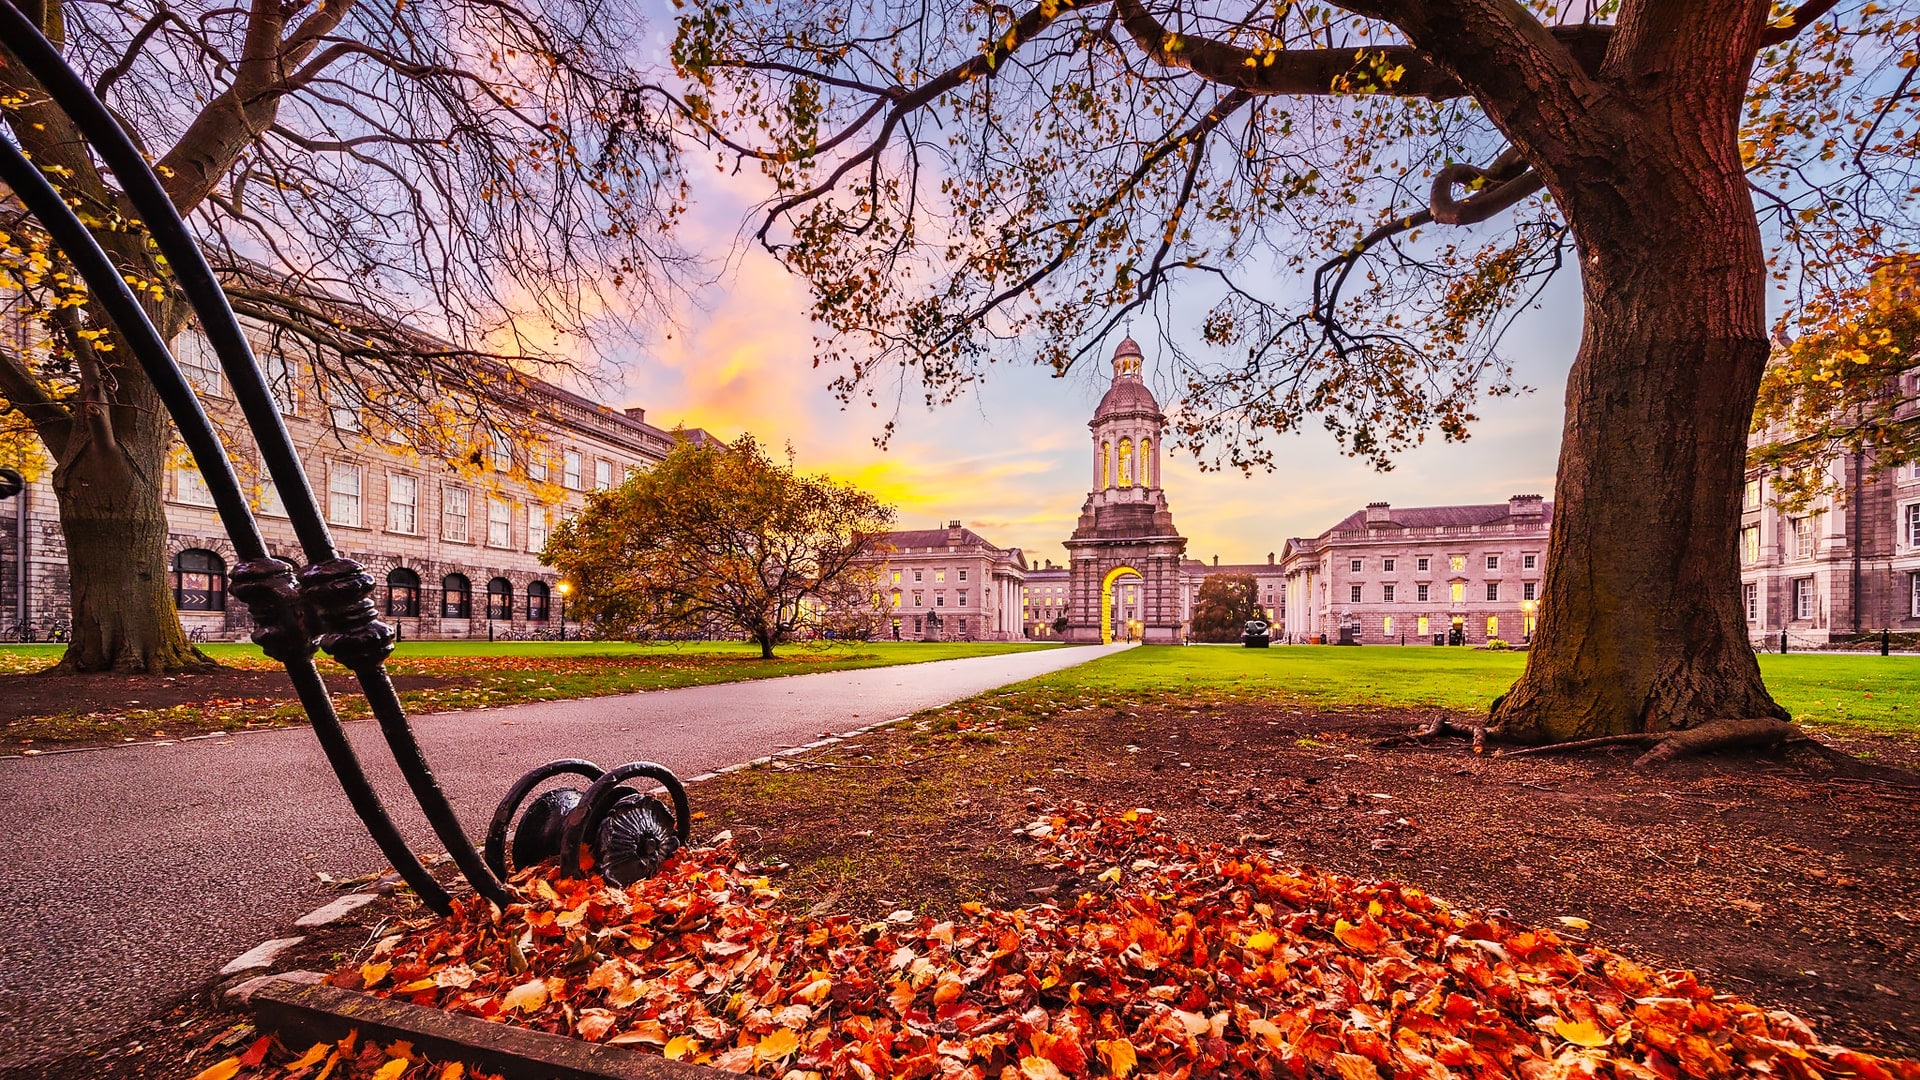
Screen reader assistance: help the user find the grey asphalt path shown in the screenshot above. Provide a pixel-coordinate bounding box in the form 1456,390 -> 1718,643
0,644 -> 1114,1071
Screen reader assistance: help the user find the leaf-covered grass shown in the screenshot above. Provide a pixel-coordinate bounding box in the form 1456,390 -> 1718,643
1033,645 -> 1919,735
0,640 -> 1062,749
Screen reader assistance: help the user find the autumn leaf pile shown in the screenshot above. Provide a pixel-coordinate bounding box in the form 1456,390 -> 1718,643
332,805 -> 1915,1080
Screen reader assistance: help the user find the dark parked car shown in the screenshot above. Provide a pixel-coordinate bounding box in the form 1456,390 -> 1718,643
1243,619 -> 1271,648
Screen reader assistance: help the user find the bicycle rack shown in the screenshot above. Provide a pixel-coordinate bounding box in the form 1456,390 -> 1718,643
0,10 -> 690,912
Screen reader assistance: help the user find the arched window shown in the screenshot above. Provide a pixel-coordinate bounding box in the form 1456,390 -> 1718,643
1118,438 -> 1133,485
486,577 -> 514,620
386,567 -> 421,617
441,573 -> 472,618
526,580 -> 551,622
1138,438 -> 1151,487
172,549 -> 226,612
1100,441 -> 1111,488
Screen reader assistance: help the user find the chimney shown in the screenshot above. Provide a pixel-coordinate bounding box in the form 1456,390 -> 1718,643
947,520 -> 964,545
1267,552 -> 1275,565
1364,501 -> 1391,525
1212,555 -> 1219,567
623,406 -> 646,423
1509,494 -> 1545,517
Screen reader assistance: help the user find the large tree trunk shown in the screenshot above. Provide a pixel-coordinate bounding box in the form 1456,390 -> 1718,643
50,344 -> 211,674
1490,59 -> 1786,742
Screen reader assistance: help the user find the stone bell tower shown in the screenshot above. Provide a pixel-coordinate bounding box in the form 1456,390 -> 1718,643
1062,337 -> 1188,644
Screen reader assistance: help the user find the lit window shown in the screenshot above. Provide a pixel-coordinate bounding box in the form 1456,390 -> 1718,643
441,573 -> 472,618
912,591 -> 923,606
488,496 -> 512,548
1383,616 -> 1393,635
1486,582 -> 1500,601
891,591 -> 901,608
1417,616 -> 1429,636
442,487 -> 470,542
486,577 -> 513,620
171,549 -> 226,612
327,463 -> 362,527
935,570 -> 946,584
1745,478 -> 1762,507
386,568 -> 421,617
1486,616 -> 1499,638
387,473 -> 418,534
1449,582 -> 1465,604
1449,555 -> 1465,572
174,332 -> 223,396
891,570 -> 902,584
1741,526 -> 1761,564
527,581 -> 551,621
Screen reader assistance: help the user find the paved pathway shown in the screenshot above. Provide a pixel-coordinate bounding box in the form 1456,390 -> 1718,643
0,644 -> 1113,1070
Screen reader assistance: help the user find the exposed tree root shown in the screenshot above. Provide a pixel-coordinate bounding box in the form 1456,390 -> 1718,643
1630,718 -> 1801,766
1374,714 -> 1486,753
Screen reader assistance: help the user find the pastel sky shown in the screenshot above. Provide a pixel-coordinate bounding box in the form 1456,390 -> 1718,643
601,169 -> 1584,571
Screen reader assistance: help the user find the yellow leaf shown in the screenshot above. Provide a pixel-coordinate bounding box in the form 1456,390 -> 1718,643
1556,916 -> 1591,931
440,1065 -> 465,1080
664,1035 -> 698,1060
398,978 -> 437,992
1244,930 -> 1278,952
610,1019 -> 670,1046
1246,1017 -> 1285,1049
756,1028 -> 800,1062
286,1043 -> 331,1070
1554,1019 -> 1611,1047
191,1059 -> 241,1080
370,1059 -> 408,1080
1098,867 -> 1122,883
501,978 -> 549,1014
1096,1038 -> 1139,1078
360,960 -> 393,988
1021,1056 -> 1067,1080
793,976 -> 833,1004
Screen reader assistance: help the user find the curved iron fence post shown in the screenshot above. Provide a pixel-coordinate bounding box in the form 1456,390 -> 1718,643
1,5 -> 508,910
0,133 -> 455,915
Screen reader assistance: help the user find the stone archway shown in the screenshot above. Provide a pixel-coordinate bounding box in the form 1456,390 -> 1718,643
1099,565 -> 1141,644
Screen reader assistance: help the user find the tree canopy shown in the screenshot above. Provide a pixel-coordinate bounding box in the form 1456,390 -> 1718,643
543,434 -> 897,657
1188,574 -> 1260,643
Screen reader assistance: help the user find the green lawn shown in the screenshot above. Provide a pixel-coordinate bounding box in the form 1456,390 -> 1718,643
1023,644 -> 1918,735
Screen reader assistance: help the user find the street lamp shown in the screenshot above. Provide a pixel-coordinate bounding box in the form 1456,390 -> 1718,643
557,580 -> 572,641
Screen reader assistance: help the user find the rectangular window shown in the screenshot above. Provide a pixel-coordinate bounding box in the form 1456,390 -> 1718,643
1486,616 -> 1499,638
175,332 -> 223,396
261,351 -> 298,415
1793,578 -> 1814,620
487,496 -> 512,548
387,473 -> 418,534
442,487 -> 470,542
1522,553 -> 1537,571
1416,583 -> 1430,603
327,463 -> 361,527
1350,584 -> 1363,603
1382,558 -> 1395,572
527,448 -> 547,483
1450,555 -> 1466,571
1450,581 -> 1465,604
1744,582 -> 1758,622
892,570 -> 902,584
957,618 -> 967,635
256,468 -> 287,518
563,450 -> 582,490
1416,557 -> 1430,572
1350,558 -> 1363,573
958,591 -> 968,607
528,507 -> 549,553
912,591 -> 923,607
958,569 -> 968,581
1745,477 -> 1762,507
1383,616 -> 1393,635
1486,554 -> 1500,571
1417,616 -> 1430,636
1906,503 -> 1920,549
1523,581 -> 1536,601
326,383 -> 361,432
1382,584 -> 1396,602
1791,516 -> 1815,558
1912,573 -> 1920,618
935,570 -> 947,584
595,459 -> 615,490
936,593 -> 945,607
490,432 -> 513,473
174,460 -> 216,507
1741,526 -> 1761,564
1486,582 -> 1500,601
914,569 -> 923,582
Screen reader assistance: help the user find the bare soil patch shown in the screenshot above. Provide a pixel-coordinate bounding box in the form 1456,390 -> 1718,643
690,698 -> 1920,1058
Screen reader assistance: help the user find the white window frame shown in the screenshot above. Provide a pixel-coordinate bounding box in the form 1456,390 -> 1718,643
386,472 -> 419,535
175,331 -> 224,396
327,462 -> 362,528
1904,502 -> 1920,550
174,459 -> 216,507
1349,558 -> 1363,573
1486,554 -> 1500,571
1522,581 -> 1536,601
1742,525 -> 1761,564
1911,573 -> 1920,618
1793,578 -> 1815,621
487,495 -> 513,549
1522,553 -> 1537,570
595,459 -> 615,490
256,464 -> 287,518
491,432 -> 514,473
1382,558 -> 1395,572
1416,557 -> 1430,572
563,450 -> 582,490
1744,582 -> 1758,622
528,506 -> 550,554
261,351 -> 298,415
442,486 -> 471,543
1382,584 -> 1395,602
958,590 -> 968,607
325,382 -> 361,432
1486,581 -> 1500,602
1349,584 -> 1363,603
1417,583 -> 1430,603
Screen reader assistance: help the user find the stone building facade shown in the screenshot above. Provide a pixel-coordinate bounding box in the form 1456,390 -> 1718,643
1063,339 -> 1189,644
1738,450 -> 1920,643
1182,554 -> 1287,629
0,323 -> 715,640
1022,561 -> 1071,637
877,522 -> 1028,641
1280,496 -> 1552,646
